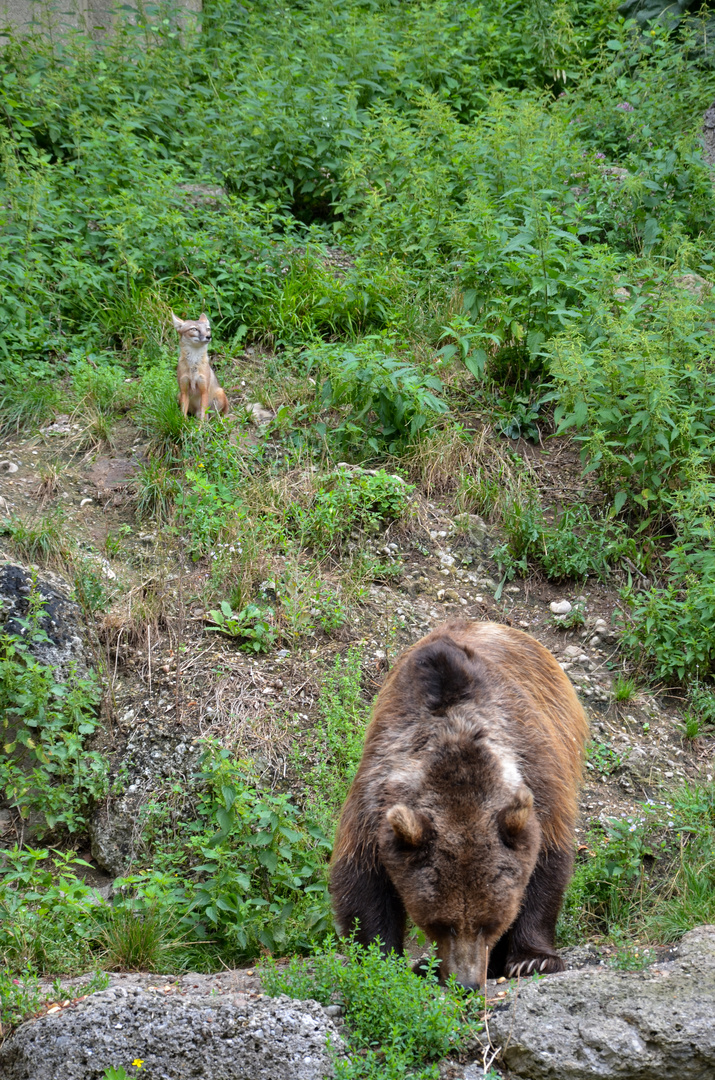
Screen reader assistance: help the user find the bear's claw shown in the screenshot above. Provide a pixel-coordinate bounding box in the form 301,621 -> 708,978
505,953 -> 564,979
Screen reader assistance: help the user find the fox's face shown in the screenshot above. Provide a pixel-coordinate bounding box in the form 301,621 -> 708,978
172,311 -> 211,346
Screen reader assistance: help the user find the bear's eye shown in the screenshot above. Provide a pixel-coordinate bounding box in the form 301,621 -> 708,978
428,922 -> 454,938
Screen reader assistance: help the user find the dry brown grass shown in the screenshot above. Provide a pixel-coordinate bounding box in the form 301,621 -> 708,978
403,422 -> 541,531
402,423 -> 495,497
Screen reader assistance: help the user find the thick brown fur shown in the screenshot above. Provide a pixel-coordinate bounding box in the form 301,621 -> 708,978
330,620 -> 588,989
173,312 -> 229,421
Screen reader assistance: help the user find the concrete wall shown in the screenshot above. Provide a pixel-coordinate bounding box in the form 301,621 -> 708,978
0,0 -> 201,40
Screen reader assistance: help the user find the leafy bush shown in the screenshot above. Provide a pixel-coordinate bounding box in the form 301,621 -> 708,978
0,591 -> 108,836
494,502 -> 636,584
112,746 -> 333,961
310,340 -> 448,455
261,938 -> 482,1080
559,781 -> 715,945
550,286 -> 715,516
0,848 -> 105,973
620,562 -> 715,681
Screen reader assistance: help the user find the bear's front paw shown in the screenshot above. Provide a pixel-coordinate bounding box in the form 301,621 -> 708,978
504,951 -> 565,979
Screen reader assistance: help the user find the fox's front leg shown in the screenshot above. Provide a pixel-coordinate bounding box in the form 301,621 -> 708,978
178,386 -> 190,417
198,388 -> 210,422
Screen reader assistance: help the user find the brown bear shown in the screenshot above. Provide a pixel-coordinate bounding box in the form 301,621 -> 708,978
330,620 -> 588,990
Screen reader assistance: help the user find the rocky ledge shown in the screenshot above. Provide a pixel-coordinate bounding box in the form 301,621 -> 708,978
489,925 -> 715,1080
0,986 -> 343,1080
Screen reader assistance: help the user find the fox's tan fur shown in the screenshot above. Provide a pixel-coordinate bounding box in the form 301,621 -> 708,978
172,312 -> 229,421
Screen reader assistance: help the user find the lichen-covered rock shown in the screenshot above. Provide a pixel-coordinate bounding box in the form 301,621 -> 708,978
0,986 -> 344,1080
89,725 -> 201,877
489,925 -> 715,1080
0,562 -> 88,678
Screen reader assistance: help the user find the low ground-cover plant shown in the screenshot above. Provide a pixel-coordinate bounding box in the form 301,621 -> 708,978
206,601 -> 276,653
297,647 -> 370,835
0,963 -> 109,1043
260,938 -> 482,1080
290,467 -> 414,555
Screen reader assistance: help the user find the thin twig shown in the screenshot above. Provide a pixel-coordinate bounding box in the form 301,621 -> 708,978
112,627 -> 125,691
175,559 -> 183,724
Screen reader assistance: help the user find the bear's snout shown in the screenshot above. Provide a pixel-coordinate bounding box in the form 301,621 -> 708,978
435,930 -> 490,990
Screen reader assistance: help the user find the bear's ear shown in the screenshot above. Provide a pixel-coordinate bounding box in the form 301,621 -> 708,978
411,638 -> 478,713
171,312 -> 184,332
499,786 -> 534,844
386,804 -> 426,848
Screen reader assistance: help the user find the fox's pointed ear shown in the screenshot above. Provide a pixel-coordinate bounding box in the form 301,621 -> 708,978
171,312 -> 184,331
198,312 -> 209,325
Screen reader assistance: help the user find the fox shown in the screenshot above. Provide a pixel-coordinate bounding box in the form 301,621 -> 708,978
172,311 -> 229,422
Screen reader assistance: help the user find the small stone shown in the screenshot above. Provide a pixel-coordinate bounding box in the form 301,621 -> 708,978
247,403 -> 274,425
550,600 -> 572,615
0,461 -> 18,473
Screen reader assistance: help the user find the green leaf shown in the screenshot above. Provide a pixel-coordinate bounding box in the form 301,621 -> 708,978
259,850 -> 279,873
464,348 -> 486,379
216,807 -> 234,833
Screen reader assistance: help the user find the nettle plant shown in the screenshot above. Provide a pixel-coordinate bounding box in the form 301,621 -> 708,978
117,745 -> 334,960
307,338 -> 448,456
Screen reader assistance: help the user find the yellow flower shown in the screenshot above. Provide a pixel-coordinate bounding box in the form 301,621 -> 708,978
133,1062 -> 144,1070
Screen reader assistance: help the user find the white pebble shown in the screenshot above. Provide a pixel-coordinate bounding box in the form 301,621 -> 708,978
550,600 -> 572,615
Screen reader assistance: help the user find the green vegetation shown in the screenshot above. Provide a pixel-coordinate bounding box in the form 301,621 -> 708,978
0,588 -> 107,835
261,939 -> 482,1080
298,647 -> 370,834
2,0 -> 715,1063
559,781 -> 715,945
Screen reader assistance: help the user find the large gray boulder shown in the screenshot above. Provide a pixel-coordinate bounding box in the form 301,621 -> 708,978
0,985 -> 343,1080
489,925 -> 715,1080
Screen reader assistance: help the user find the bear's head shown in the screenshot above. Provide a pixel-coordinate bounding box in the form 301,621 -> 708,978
376,636 -> 541,990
